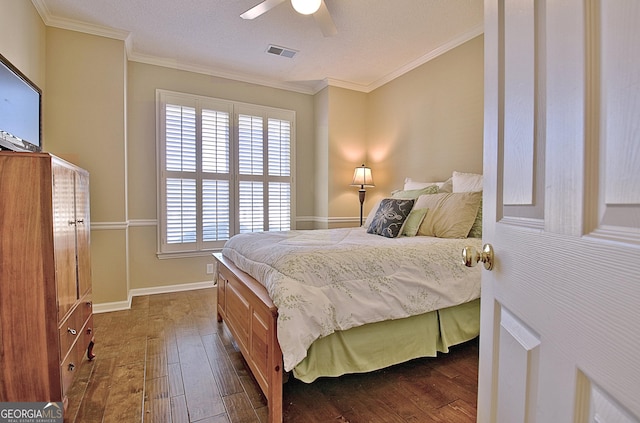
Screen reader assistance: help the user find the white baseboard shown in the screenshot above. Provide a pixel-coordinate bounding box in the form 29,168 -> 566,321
93,280 -> 216,314
92,298 -> 132,314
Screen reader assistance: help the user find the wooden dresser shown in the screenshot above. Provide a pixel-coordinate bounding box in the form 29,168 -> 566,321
0,151 -> 94,406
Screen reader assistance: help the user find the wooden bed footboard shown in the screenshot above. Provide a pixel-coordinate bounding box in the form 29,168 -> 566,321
213,253 -> 283,423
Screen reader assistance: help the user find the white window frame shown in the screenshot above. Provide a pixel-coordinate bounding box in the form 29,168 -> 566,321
156,89 -> 296,258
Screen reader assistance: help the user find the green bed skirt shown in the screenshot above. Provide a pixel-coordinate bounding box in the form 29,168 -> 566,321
292,298 -> 480,383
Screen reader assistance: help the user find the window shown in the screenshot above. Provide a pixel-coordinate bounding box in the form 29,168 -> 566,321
157,90 -> 295,256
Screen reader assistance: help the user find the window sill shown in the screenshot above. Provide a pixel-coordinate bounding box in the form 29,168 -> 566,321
156,249 -> 222,260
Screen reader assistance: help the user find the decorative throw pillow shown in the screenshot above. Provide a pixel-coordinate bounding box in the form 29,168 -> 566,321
364,185 -> 437,229
391,184 -> 439,199
402,207 -> 428,237
367,198 -> 415,238
467,198 -> 483,238
415,192 -> 482,238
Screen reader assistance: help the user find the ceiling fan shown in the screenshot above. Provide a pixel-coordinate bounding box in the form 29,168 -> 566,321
241,0 -> 338,37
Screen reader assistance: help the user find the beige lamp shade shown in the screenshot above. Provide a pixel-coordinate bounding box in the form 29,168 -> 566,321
351,164 -> 375,188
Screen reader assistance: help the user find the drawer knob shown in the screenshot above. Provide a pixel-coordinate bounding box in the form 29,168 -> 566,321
86,328 -> 92,334
68,363 -> 75,372
67,328 -> 77,336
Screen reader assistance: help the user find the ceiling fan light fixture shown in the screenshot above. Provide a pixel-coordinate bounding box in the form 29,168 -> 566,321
291,0 -> 321,15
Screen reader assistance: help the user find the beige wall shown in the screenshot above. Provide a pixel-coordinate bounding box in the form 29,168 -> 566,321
327,87 -> 368,225
313,86 -> 369,227
321,35 -> 484,222
44,28 -> 129,304
2,1 -> 483,308
45,28 -> 128,221
0,0 -> 46,90
366,35 -> 484,207
312,87 -> 329,228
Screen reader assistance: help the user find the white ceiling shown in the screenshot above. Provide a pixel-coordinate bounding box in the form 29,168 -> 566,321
32,0 -> 483,94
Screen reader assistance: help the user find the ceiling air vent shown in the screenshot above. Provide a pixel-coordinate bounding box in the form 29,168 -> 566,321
266,44 -> 297,58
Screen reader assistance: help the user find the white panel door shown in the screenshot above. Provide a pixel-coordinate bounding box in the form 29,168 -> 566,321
478,1 -> 640,422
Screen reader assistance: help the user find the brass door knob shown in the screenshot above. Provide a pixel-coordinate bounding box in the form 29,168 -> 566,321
462,244 -> 494,271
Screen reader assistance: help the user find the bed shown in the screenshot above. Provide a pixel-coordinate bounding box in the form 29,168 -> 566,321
215,175 -> 484,422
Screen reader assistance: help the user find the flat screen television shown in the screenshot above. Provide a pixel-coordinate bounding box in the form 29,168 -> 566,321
0,53 -> 42,152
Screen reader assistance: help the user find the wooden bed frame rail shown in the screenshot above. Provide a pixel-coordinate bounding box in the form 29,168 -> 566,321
213,253 -> 283,423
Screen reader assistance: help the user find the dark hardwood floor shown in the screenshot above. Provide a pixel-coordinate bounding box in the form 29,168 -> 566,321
65,288 -> 479,423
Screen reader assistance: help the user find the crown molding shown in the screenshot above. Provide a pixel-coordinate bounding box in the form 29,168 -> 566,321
323,78 -> 370,93
32,0 -> 130,40
126,50 -> 318,95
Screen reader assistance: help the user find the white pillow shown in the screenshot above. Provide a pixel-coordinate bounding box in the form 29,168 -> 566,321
364,198 -> 383,229
404,177 -> 444,190
452,171 -> 483,192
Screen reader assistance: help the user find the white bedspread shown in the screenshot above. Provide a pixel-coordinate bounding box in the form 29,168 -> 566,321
222,227 -> 482,372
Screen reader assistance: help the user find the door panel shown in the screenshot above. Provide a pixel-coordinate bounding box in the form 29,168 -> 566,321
479,0 -> 640,422
592,1 -> 640,237
503,0 -> 536,207
600,3 -> 640,206
495,308 -> 540,423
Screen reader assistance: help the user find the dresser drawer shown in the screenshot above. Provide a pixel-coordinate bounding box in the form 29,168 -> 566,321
59,313 -> 95,398
59,305 -> 83,360
60,341 -> 82,397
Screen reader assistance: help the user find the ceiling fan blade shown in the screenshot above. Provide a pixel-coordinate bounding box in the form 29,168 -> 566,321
240,0 -> 286,20
313,0 -> 337,37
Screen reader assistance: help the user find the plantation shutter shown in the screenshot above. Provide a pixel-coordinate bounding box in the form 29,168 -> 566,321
237,110 -> 292,233
201,108 -> 231,243
238,113 -> 264,233
268,118 -> 291,231
165,105 -> 197,245
157,90 -> 294,256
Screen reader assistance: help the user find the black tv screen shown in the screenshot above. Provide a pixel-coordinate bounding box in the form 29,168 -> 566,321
0,53 -> 42,152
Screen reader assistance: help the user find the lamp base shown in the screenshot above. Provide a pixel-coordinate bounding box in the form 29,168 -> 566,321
359,189 -> 366,226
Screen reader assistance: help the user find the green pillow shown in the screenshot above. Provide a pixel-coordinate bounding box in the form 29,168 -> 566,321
402,208 -> 429,236
391,185 -> 439,199
467,198 -> 483,238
